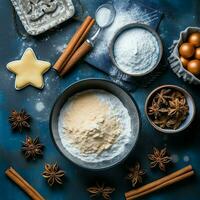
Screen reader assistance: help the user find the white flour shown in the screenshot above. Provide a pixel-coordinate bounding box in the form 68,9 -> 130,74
96,7 -> 112,27
114,28 -> 160,74
89,2 -> 159,60
58,90 -> 132,163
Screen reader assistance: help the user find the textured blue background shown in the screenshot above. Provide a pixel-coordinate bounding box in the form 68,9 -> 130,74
0,0 -> 200,200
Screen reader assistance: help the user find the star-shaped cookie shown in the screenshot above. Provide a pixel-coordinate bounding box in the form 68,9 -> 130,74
7,48 -> 51,90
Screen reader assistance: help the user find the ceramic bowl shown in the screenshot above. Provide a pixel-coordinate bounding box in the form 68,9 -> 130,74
50,79 -> 140,170
145,85 -> 195,134
109,23 -> 163,77
169,27 -> 200,85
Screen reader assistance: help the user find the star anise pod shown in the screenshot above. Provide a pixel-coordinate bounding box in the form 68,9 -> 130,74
22,136 -> 44,160
9,110 -> 31,132
153,117 -> 169,129
148,147 -> 171,171
171,91 -> 185,100
126,162 -> 145,187
166,116 -> 185,130
148,99 -> 160,119
148,99 -> 168,119
87,183 -> 115,200
155,89 -> 172,105
168,98 -> 189,118
42,163 -> 65,186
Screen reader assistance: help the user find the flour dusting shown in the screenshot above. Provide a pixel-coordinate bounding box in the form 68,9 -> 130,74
171,154 -> 179,163
35,102 -> 45,112
183,155 -> 190,162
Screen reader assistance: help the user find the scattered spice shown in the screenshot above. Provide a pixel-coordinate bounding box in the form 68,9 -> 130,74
147,88 -> 189,130
87,183 -> 115,200
42,163 -> 65,186
148,147 -> 171,171
126,162 -> 145,187
22,136 -> 44,160
9,110 -> 31,131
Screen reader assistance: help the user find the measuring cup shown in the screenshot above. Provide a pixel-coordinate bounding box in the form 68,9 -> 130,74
65,3 -> 116,70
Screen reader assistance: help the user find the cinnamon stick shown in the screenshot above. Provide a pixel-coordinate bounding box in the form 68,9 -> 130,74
125,165 -> 194,200
5,167 -> 45,200
126,171 -> 194,200
60,18 -> 95,72
54,16 -> 94,72
60,40 -> 93,76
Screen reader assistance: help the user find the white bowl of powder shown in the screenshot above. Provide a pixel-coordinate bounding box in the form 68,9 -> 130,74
110,23 -> 163,76
50,79 -> 140,170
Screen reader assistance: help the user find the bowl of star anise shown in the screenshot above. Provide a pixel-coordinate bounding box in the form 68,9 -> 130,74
145,85 -> 195,134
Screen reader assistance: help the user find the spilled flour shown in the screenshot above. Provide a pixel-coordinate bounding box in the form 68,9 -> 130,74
35,102 -> 45,112
58,90 -> 132,163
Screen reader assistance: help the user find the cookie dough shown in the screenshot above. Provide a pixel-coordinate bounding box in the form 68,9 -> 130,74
7,48 -> 51,90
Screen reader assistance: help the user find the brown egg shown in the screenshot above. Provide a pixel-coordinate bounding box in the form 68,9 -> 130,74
179,43 -> 195,58
180,56 -> 189,68
187,59 -> 200,75
188,32 -> 200,47
195,47 -> 200,59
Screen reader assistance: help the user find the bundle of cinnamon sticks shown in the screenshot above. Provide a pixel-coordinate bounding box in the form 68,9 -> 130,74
125,165 -> 194,200
54,16 -> 95,76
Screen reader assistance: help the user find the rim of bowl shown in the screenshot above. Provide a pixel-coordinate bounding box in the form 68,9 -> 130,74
49,78 -> 141,170
144,85 -> 196,134
109,23 -> 163,77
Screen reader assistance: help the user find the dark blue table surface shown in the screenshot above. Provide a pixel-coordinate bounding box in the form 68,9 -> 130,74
0,0 -> 200,200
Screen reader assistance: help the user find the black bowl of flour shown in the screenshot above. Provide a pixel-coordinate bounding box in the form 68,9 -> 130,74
109,23 -> 163,77
50,79 -> 140,170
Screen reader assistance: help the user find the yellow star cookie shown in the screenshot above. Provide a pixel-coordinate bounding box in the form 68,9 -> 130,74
7,48 -> 51,90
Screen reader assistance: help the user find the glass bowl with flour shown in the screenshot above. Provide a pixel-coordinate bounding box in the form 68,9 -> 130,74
50,79 -> 140,170
110,23 -> 163,76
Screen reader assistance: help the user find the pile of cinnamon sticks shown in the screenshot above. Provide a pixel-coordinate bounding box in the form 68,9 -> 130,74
125,165 -> 194,200
54,16 -> 95,76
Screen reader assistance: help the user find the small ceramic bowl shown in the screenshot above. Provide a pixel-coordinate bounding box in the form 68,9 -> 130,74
145,85 -> 196,134
109,23 -> 163,77
169,27 -> 200,85
50,79 -> 140,170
